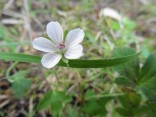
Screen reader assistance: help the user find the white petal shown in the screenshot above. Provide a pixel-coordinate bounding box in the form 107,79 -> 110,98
46,21 -> 63,44
64,44 -> 83,59
65,28 -> 84,48
41,53 -> 62,68
32,37 -> 57,52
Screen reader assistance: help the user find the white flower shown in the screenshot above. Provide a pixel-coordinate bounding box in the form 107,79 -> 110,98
99,7 -> 122,21
32,21 -> 85,69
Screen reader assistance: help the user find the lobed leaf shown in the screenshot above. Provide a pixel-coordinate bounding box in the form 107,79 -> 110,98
11,70 -> 32,98
37,90 -> 71,114
138,54 -> 156,97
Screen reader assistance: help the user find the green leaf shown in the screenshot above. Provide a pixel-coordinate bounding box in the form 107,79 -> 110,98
139,54 -> 156,83
123,17 -> 136,32
113,48 -> 140,86
138,54 -> 156,98
116,107 -> 131,116
116,92 -> 142,116
118,92 -> 141,112
136,102 -> 156,117
115,77 -> 134,87
108,19 -> 121,31
83,99 -> 107,116
83,90 -> 112,116
11,70 -> 30,80
0,51 -> 140,68
50,91 -> 71,115
84,90 -> 96,100
11,70 -> 31,98
37,91 -> 53,111
128,92 -> 141,108
12,77 -> 32,98
37,91 -> 71,115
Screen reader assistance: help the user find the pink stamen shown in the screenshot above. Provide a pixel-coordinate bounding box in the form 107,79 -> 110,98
57,43 -> 65,49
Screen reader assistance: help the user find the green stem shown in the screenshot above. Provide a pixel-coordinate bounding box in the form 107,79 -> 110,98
5,61 -> 18,82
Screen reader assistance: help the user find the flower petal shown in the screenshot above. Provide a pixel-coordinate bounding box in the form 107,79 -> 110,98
41,53 -> 62,68
64,44 -> 83,59
65,28 -> 84,48
32,37 -> 57,52
46,21 -> 63,44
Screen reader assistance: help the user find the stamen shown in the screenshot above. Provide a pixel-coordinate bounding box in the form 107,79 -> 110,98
57,43 -> 65,49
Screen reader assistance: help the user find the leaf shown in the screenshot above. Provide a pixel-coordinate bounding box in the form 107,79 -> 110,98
11,69 -> 30,80
118,92 -> 141,110
0,51 -> 140,68
139,54 -> 156,83
50,91 -> 71,115
138,54 -> 156,98
83,90 -> 112,116
116,92 -> 141,117
115,77 -> 134,87
11,70 -> 31,98
136,102 -> 156,117
83,99 -> 107,116
84,90 -> 96,100
116,107 -> 131,116
37,91 -> 53,111
66,106 -> 80,117
12,77 -> 32,98
123,17 -> 136,32
113,48 -> 140,86
108,19 -> 121,31
37,91 -> 71,115
128,92 -> 141,108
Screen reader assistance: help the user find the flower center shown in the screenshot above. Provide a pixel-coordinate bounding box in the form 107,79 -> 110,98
57,43 -> 65,50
